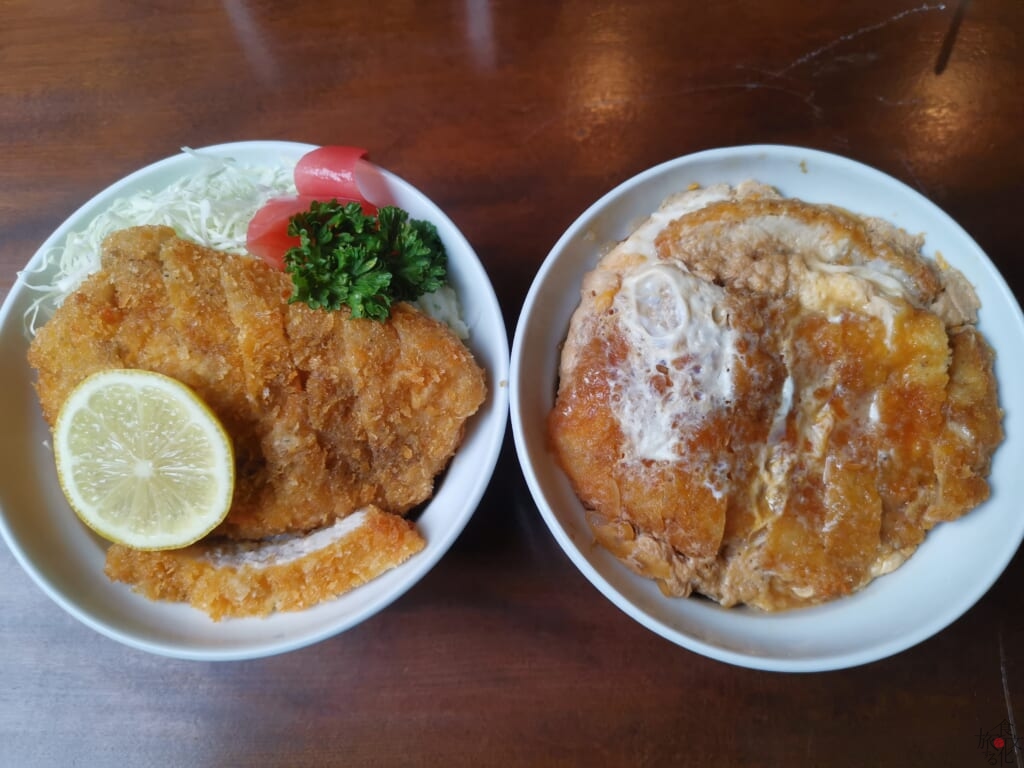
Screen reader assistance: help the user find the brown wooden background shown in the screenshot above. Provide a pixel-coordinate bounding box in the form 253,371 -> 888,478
1,1 -> 1021,765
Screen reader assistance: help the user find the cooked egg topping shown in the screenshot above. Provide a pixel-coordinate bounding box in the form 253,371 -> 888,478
550,181 -> 1003,610
614,263 -> 738,462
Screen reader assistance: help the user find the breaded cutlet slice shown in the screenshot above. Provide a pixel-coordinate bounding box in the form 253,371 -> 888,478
104,506 -> 425,621
28,226 -> 487,540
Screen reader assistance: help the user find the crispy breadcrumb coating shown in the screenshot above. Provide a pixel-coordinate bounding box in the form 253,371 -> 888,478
29,226 -> 486,618
105,506 -> 425,620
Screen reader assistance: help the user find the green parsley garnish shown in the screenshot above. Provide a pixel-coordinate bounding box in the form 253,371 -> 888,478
284,200 -> 448,321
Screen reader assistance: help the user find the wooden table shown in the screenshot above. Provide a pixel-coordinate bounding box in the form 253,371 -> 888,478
2,2 -> 1021,765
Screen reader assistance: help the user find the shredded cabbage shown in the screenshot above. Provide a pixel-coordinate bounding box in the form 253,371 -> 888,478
21,147 -> 469,340
21,148 -> 296,336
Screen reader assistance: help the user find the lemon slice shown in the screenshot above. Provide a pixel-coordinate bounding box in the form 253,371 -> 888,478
53,369 -> 235,550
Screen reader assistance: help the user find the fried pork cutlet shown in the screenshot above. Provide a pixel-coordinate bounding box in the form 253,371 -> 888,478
105,506 -> 425,621
29,226 -> 487,540
27,226 -> 486,618
549,182 -> 1003,610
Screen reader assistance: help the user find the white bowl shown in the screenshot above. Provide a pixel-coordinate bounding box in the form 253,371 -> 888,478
510,144 -> 1024,672
0,141 -> 509,660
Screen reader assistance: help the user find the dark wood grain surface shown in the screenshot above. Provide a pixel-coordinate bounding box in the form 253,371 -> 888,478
2,2 -> 1022,766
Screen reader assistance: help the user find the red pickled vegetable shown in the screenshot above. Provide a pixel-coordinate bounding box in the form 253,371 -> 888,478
247,146 -> 378,270
294,145 -> 369,200
246,195 -> 317,270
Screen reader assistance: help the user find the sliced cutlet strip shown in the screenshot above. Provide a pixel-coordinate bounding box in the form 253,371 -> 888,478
656,197 -> 942,305
154,234 -> 248,408
215,255 -> 353,539
104,505 -> 426,621
217,255 -> 295,407
28,226 -> 176,425
286,302 -> 487,514
283,304 -> 379,512
147,237 -> 276,539
104,226 -> 181,370
27,279 -> 121,427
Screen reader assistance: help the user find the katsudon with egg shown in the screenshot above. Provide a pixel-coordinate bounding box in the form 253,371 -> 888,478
549,181 -> 1002,611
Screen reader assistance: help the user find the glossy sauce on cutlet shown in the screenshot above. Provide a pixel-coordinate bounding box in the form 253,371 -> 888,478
550,184 -> 1003,610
